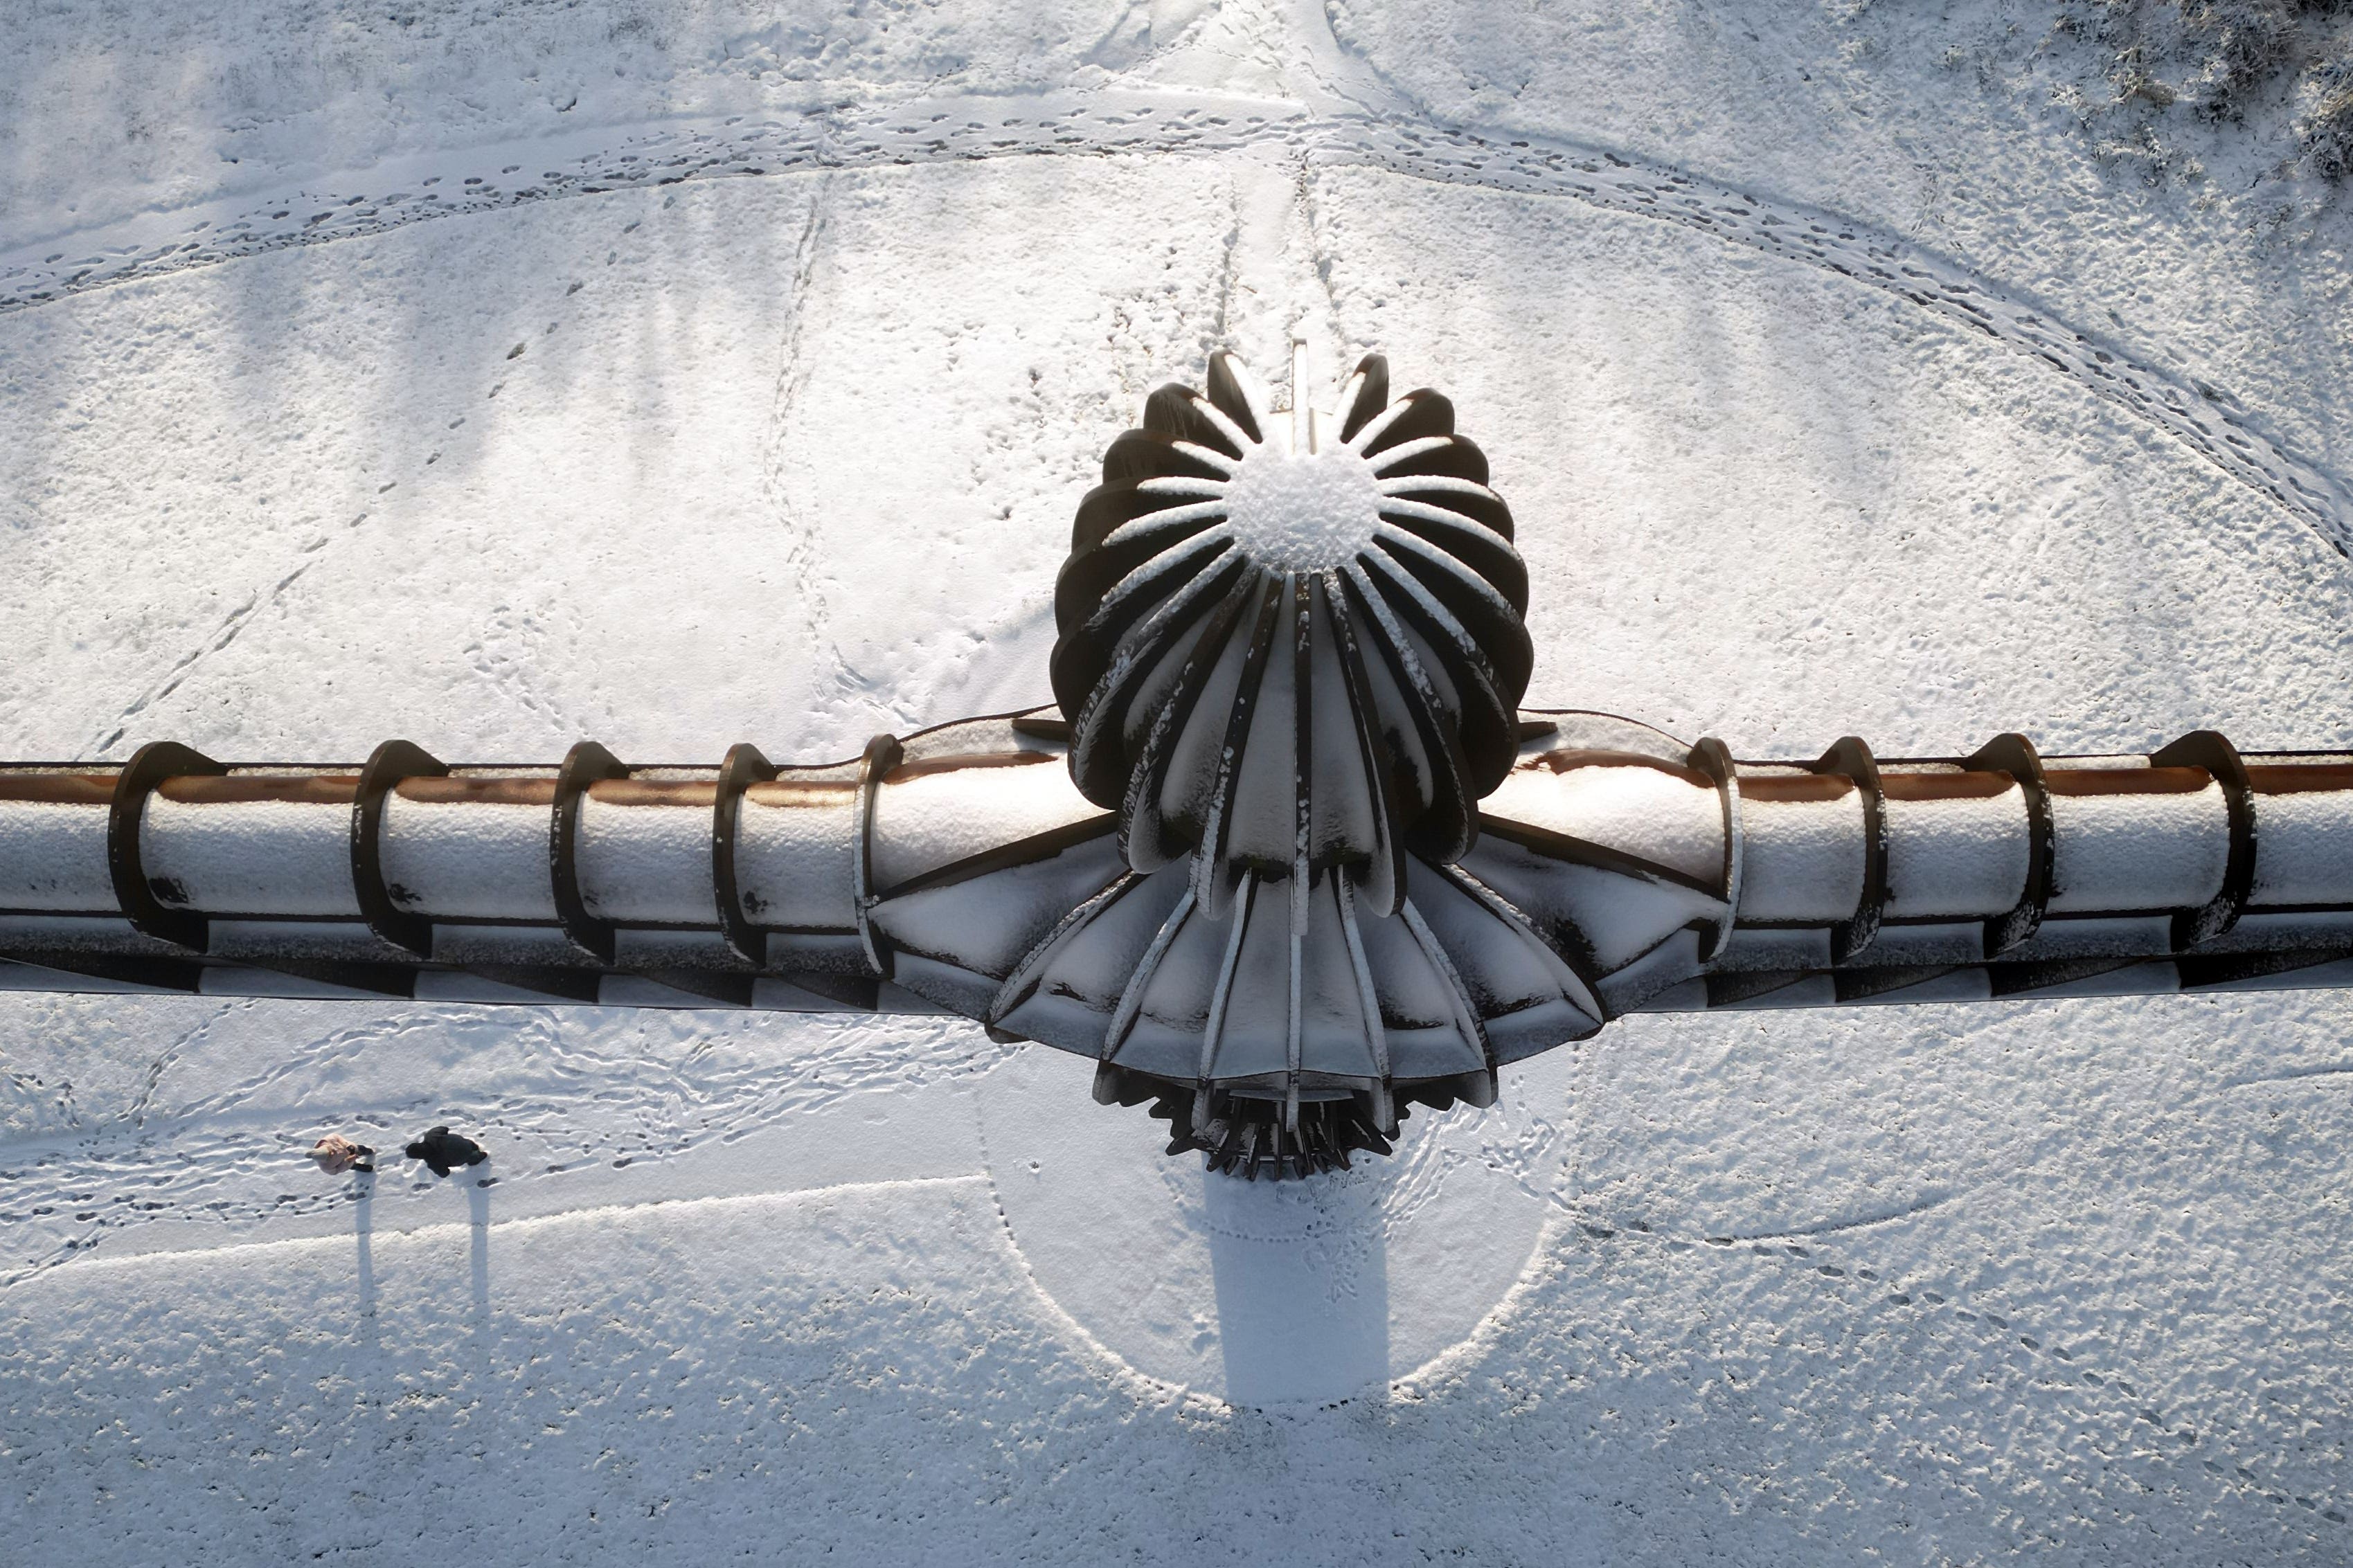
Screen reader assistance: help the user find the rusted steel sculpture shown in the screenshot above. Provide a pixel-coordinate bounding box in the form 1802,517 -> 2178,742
3,350 -> 2349,1177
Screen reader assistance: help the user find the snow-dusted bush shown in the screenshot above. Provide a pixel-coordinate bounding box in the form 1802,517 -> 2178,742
2298,49 -> 2353,175
2158,0 -> 2307,114
2084,0 -> 2353,177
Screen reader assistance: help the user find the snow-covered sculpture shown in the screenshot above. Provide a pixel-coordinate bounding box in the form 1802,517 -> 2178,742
2,351 -> 2350,1178
1039,348 -> 1537,1171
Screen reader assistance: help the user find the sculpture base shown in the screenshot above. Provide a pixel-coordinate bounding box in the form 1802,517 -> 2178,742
1091,1063 -> 1497,1180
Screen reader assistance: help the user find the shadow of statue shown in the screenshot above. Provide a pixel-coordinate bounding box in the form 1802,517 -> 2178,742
1204,1160 -> 1392,1407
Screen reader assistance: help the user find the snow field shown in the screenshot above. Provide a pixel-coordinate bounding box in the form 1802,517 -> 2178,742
2,1 -> 2351,1561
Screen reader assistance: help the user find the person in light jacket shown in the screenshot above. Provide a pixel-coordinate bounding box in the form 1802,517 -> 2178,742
309,1134 -> 375,1175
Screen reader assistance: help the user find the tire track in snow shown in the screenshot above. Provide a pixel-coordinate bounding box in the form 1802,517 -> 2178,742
5,89 -> 2347,566
758,179 -> 863,726
1417,1196 -> 2353,1533
87,527 -> 355,756
1522,1072 -> 2353,1538
79,215 -> 626,757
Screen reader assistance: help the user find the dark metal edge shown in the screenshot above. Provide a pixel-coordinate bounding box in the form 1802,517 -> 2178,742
351,739 -> 448,957
107,741 -> 225,951
1688,737 -> 1742,962
712,743 -> 778,966
1965,732 -> 2053,959
852,732 -> 904,979
551,740 -> 629,966
2150,729 -> 2255,951
1812,736 -> 1886,964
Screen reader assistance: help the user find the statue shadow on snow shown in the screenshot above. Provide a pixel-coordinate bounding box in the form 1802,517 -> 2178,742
1202,1164 -> 1392,1407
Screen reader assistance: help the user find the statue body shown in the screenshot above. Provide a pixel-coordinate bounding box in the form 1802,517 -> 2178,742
3,354 -> 2348,1175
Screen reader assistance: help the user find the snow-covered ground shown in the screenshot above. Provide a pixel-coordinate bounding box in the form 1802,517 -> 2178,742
3,3 -> 2352,1560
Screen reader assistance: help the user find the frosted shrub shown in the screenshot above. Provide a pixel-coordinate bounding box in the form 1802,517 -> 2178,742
2069,0 -> 2353,183
2165,0 -> 2307,115
2298,51 -> 2353,175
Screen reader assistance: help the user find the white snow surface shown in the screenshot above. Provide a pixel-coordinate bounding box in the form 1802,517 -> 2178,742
1882,791 -> 2033,921
575,793 -> 716,926
2047,784 -> 2233,914
378,795 -> 560,921
1222,443 -> 1385,570
1484,758 -> 1726,885
3,3 -> 2353,1562
1735,791 -> 1868,923
0,802 -> 111,909
2253,787 -> 2353,908
139,796 -> 361,917
733,787 -> 857,930
870,759 -> 1105,891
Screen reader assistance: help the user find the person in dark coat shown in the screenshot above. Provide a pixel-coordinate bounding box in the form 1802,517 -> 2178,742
405,1125 -> 488,1177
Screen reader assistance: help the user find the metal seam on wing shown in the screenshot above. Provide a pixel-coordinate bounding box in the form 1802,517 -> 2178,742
1192,575 -> 1288,916
1424,859 -> 1609,1030
1398,897 -> 1498,1085
1118,571 -> 1264,870
982,869 -> 1141,1026
1199,872 -> 1257,1081
1337,558 -> 1478,860
1325,568 -> 1406,916
1102,886 -> 1197,1059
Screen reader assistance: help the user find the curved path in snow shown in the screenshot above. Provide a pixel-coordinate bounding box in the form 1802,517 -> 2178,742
4,87 -> 2347,566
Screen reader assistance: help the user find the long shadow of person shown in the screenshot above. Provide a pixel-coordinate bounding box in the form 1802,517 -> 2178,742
352,1168 -> 379,1353
402,1126 -> 493,1335
466,1166 -> 492,1330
